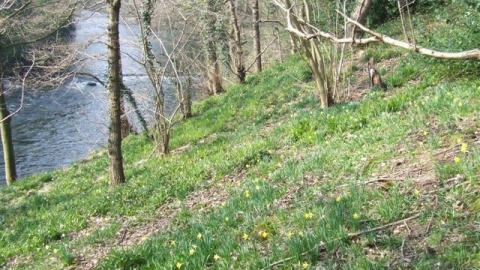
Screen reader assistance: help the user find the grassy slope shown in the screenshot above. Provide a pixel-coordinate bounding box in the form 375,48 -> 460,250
1,2 -> 480,269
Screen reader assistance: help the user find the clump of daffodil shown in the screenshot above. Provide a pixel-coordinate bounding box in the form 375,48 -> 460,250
197,233 -> 202,239
242,233 -> 249,240
213,254 -> 221,261
353,213 -> 360,219
335,196 -> 341,202
454,156 -> 461,163
286,231 -> 294,238
244,190 -> 250,198
176,262 -> 183,269
304,212 -> 313,219
302,262 -> 310,269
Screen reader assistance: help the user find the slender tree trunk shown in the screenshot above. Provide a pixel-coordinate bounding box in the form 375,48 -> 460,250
251,0 -> 262,72
205,0 -> 224,95
118,59 -> 132,139
0,78 -> 17,185
228,0 -> 246,83
106,0 -> 125,186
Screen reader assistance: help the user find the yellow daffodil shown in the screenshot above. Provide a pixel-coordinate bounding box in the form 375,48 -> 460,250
298,231 -> 304,237
454,156 -> 461,163
461,143 -> 468,153
287,231 -> 294,238
189,248 -> 195,255
302,262 -> 310,269
335,196 -> 341,202
244,190 -> 250,198
170,240 -> 176,246
214,254 -> 221,261
242,233 -> 249,240
176,262 -> 183,269
414,189 -> 420,195
304,212 -> 313,219
197,233 -> 202,239
225,217 -> 229,222
353,213 -> 360,219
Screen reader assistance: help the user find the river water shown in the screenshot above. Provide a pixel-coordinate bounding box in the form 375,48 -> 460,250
0,10 -> 176,185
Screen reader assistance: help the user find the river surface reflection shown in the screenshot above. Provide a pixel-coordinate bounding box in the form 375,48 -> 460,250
0,10 -> 174,185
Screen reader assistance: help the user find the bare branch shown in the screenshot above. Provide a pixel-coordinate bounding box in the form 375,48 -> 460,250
0,54 -> 35,124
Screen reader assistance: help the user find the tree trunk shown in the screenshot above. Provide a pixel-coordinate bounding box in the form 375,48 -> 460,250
347,0 -> 373,39
204,0 -> 224,95
106,0 -> 126,186
179,71 -> 192,119
251,0 -> 262,72
118,59 -> 132,139
228,0 -> 246,83
0,79 -> 17,185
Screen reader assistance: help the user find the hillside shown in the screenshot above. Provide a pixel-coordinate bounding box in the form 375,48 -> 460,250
1,2 -> 480,269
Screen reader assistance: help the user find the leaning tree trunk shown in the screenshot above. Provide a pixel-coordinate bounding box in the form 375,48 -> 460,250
251,0 -> 262,72
347,0 -> 373,39
106,0 -> 126,186
0,78 -> 17,185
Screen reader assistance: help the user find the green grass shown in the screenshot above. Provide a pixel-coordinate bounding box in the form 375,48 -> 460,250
1,2 -> 480,269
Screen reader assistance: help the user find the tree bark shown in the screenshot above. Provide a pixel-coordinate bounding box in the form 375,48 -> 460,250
106,0 -> 126,186
118,59 -> 132,139
251,0 -> 262,72
228,0 -> 246,83
204,0 -> 224,95
0,78 -> 17,185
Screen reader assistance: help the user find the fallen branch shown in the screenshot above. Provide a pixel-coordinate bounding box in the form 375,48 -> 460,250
273,0 -> 480,60
336,10 -> 480,60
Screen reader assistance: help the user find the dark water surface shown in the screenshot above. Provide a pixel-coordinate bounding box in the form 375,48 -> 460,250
0,10 -> 171,185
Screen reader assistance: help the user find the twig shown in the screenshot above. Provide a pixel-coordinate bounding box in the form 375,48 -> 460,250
347,213 -> 421,238
336,177 -> 407,189
263,213 -> 421,269
425,195 -> 438,235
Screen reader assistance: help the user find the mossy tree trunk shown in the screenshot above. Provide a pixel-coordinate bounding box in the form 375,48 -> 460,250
106,0 -> 126,186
